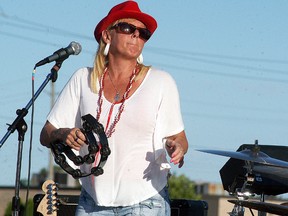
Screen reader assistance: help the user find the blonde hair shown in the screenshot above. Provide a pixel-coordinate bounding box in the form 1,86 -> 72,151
90,40 -> 106,93
90,39 -> 150,93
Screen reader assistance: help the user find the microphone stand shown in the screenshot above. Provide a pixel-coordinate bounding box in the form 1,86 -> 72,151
0,61 -> 63,216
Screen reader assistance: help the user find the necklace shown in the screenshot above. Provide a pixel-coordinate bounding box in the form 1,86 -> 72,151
107,71 -> 120,102
96,66 -> 138,138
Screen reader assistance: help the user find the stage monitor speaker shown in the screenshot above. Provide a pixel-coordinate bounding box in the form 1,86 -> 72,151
34,194 -> 208,216
171,199 -> 208,216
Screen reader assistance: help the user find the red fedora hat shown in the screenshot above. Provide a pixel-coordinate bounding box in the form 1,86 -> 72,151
94,1 -> 157,43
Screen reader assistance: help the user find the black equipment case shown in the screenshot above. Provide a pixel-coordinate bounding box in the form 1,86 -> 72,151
171,199 -> 208,216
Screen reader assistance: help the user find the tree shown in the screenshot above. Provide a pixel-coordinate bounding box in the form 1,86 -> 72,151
168,173 -> 201,200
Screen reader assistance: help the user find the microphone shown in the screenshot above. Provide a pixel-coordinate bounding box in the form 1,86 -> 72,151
35,41 -> 82,68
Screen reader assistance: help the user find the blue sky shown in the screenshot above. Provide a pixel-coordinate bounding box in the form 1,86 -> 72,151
1,0 -> 288,192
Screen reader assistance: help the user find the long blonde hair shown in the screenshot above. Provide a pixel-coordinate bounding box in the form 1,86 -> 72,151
90,39 -> 150,93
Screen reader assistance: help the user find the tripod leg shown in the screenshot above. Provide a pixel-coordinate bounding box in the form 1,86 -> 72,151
12,117 -> 27,216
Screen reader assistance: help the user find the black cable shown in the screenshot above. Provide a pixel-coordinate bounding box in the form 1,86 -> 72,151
249,207 -> 255,216
24,69 -> 35,214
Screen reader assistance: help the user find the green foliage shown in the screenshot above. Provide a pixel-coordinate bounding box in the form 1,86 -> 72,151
168,173 -> 201,200
4,199 -> 34,216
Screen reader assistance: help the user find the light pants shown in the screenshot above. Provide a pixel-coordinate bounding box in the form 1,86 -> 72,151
75,186 -> 171,216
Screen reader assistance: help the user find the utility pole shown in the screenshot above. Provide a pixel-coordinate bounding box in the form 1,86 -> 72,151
48,82 -> 55,180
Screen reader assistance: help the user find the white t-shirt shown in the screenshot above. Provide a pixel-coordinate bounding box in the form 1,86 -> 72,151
47,67 -> 184,206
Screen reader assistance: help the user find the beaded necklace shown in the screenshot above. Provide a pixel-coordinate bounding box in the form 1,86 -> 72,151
96,66 -> 138,138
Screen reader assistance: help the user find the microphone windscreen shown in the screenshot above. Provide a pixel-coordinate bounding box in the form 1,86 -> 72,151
70,41 -> 82,55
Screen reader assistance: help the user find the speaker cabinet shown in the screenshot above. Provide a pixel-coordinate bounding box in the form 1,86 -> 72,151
171,199 -> 208,216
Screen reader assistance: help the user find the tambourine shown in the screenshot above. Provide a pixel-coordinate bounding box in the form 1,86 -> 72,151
50,114 -> 111,179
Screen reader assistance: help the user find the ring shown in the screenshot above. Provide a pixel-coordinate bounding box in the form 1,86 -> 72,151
75,130 -> 80,136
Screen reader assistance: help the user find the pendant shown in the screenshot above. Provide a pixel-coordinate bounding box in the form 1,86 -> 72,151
115,92 -> 120,102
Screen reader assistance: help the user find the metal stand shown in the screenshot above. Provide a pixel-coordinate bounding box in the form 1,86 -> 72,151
0,62 -> 61,216
228,188 -> 252,216
229,204 -> 245,216
258,193 -> 266,216
227,173 -> 268,216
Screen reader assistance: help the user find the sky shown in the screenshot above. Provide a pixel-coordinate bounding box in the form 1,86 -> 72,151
1,0 -> 288,197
